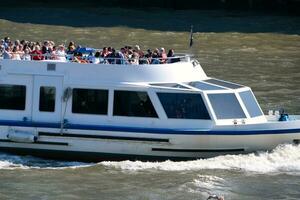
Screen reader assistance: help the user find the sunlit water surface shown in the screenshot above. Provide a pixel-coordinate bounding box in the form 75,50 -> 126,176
0,8 -> 300,200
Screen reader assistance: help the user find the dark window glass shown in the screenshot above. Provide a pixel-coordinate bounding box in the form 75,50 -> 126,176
239,90 -> 263,118
0,84 -> 26,110
113,91 -> 158,118
39,86 -> 56,112
157,93 -> 211,119
204,79 -> 244,89
72,88 -> 108,115
208,93 -> 246,119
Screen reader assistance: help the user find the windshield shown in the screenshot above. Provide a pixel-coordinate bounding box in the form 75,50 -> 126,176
239,90 -> 263,118
208,93 -> 246,119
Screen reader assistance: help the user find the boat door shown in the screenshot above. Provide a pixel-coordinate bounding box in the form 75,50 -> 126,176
32,75 -> 63,122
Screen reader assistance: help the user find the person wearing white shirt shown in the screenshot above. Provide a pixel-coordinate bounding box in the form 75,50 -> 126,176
55,45 -> 67,62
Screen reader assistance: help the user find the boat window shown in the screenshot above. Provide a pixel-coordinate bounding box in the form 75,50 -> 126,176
157,93 -> 211,119
39,86 -> 56,112
204,79 -> 244,89
0,84 -> 26,110
188,81 -> 226,90
72,88 -> 108,115
113,91 -> 158,118
150,83 -> 188,89
208,93 -> 246,119
239,90 -> 263,118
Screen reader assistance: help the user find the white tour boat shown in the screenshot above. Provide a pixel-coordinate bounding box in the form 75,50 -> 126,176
0,55 -> 299,161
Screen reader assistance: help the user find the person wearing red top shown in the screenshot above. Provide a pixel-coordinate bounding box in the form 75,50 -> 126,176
31,45 -> 43,60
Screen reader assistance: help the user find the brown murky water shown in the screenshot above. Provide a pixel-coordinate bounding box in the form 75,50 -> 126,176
0,7 -> 300,200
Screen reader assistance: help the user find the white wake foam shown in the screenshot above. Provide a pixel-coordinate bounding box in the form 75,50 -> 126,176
0,153 -> 92,170
1,144 -> 300,172
101,144 -> 300,174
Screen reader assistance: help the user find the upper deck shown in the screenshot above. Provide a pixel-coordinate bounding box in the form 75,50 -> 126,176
0,55 -> 207,85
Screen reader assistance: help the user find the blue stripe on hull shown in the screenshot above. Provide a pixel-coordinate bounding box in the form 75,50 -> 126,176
0,120 -> 300,135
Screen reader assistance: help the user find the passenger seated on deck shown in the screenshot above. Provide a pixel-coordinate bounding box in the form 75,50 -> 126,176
101,47 -> 109,57
22,47 -> 31,61
17,44 -> 24,55
42,41 -> 52,60
167,49 -> 180,63
106,48 -> 119,64
11,46 -> 21,60
151,49 -> 160,64
132,51 -> 139,65
145,53 -> 152,65
127,49 -> 134,64
67,41 -> 76,54
3,46 -> 12,59
54,45 -> 67,62
107,47 -> 112,55
118,48 -> 127,65
73,52 -> 88,63
92,51 -> 101,64
134,45 -> 144,59
159,47 -> 167,64
4,37 -> 11,48
51,46 -> 58,60
31,45 -> 43,60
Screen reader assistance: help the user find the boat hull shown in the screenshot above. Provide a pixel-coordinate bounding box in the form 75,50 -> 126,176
1,123 -> 300,161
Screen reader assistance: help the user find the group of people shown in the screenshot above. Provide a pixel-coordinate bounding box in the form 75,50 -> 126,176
0,37 -> 67,62
0,37 -> 180,65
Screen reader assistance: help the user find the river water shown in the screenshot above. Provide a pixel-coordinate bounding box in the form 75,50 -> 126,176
0,7 -> 300,200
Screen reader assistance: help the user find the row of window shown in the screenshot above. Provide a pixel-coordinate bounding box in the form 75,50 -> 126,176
0,84 -> 211,119
0,84 -> 262,120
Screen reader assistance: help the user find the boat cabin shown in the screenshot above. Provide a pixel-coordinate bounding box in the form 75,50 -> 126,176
0,58 -> 266,131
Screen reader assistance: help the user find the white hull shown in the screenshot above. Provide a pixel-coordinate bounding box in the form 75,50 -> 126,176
1,122 -> 300,161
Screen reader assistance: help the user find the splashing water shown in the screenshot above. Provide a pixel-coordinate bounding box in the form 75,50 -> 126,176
1,144 -> 300,173
0,153 -> 92,170
179,175 -> 228,199
101,144 -> 300,174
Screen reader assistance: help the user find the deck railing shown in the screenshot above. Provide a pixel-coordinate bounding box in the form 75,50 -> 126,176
0,52 -> 192,65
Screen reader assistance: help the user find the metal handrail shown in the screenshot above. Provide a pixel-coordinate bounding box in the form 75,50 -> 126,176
0,52 -> 192,64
